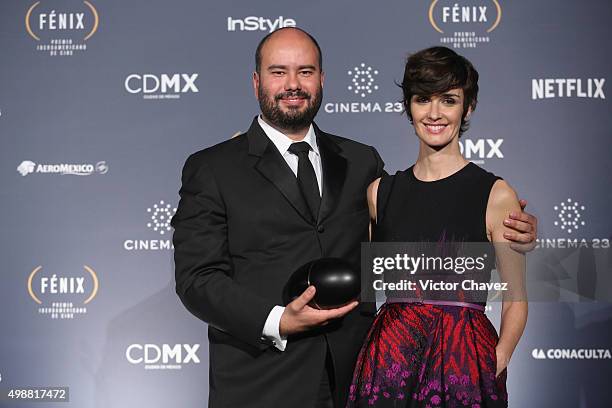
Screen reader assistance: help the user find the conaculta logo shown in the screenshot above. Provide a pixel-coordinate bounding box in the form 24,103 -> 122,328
126,344 -> 200,370
226,16 -> 296,32
531,78 -> 605,100
125,73 -> 199,100
532,348 -> 611,360
17,160 -> 108,176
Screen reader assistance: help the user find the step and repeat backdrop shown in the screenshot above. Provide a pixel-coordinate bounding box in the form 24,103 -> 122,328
1,0 -> 611,407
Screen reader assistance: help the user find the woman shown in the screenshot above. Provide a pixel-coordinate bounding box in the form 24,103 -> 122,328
347,47 -> 528,407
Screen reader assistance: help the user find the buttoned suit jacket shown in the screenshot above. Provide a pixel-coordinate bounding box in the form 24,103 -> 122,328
172,117 -> 384,407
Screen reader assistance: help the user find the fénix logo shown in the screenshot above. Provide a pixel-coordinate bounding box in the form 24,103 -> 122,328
17,160 -> 108,176
532,348 -> 612,360
25,1 -> 99,56
26,1 -> 99,39
531,78 -> 605,100
428,0 -> 501,48
27,265 -> 99,320
124,74 -> 199,99
123,200 -> 176,251
126,344 -> 201,370
459,139 -> 504,163
226,16 -> 296,32
429,0 -> 501,32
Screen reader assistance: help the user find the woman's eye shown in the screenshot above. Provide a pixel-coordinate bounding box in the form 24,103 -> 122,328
415,96 -> 429,103
443,98 -> 457,105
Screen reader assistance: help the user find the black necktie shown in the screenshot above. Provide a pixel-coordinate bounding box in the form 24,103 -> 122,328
288,141 -> 320,220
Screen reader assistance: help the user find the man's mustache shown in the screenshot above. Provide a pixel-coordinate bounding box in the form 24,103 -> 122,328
275,90 -> 311,101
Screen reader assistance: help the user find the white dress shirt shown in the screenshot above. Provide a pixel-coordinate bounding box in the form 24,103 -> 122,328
257,116 -> 323,351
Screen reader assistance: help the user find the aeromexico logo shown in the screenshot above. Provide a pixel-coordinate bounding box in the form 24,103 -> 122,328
532,348 -> 611,360
17,160 -> 108,176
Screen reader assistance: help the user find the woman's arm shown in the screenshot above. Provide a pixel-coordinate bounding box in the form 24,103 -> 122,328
486,180 -> 529,377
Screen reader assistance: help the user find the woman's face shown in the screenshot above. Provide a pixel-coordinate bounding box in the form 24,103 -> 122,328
410,88 -> 467,149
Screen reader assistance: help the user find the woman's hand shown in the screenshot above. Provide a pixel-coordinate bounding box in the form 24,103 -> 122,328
495,346 -> 510,377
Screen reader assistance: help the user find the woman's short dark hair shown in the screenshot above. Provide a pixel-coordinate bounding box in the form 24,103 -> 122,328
400,46 -> 479,136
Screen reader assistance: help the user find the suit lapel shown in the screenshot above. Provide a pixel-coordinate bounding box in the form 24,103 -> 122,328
247,117 -> 315,225
316,124 -> 347,223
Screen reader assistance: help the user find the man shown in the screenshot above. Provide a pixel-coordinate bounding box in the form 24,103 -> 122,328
172,27 -> 537,408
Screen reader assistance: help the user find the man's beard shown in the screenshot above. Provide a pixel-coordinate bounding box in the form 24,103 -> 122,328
258,85 -> 322,132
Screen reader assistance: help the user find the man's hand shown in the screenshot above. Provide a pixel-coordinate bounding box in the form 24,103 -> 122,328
503,199 -> 538,253
279,286 -> 358,337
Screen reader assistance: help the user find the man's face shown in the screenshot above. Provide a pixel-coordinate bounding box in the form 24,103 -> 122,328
253,30 -> 324,133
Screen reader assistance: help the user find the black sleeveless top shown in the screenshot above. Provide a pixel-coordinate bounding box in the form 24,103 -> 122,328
373,162 -> 502,305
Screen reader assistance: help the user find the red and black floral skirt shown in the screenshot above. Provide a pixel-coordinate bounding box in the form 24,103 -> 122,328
347,302 -> 507,407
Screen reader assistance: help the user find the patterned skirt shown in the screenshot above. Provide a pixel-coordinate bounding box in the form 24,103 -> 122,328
347,302 -> 507,407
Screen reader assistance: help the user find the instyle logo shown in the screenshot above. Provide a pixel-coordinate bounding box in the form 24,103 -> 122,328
325,63 -> 402,114
17,160 -> 108,176
25,1 -> 99,56
123,200 -> 176,251
126,344 -> 201,370
459,138 -> 503,164
27,265 -> 99,320
532,348 -> 611,360
125,73 -> 199,100
531,78 -> 605,100
226,16 -> 296,32
428,0 -> 501,48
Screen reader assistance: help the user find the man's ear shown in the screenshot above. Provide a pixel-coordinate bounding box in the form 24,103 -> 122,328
252,72 -> 260,100
320,70 -> 325,88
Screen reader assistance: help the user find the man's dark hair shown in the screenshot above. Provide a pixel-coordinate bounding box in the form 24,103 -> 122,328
255,27 -> 323,74
400,46 -> 479,136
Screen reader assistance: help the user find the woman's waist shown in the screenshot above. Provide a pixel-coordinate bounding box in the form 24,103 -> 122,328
384,297 -> 486,312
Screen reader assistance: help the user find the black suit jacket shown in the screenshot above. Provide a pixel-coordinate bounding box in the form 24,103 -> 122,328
172,117 -> 384,407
